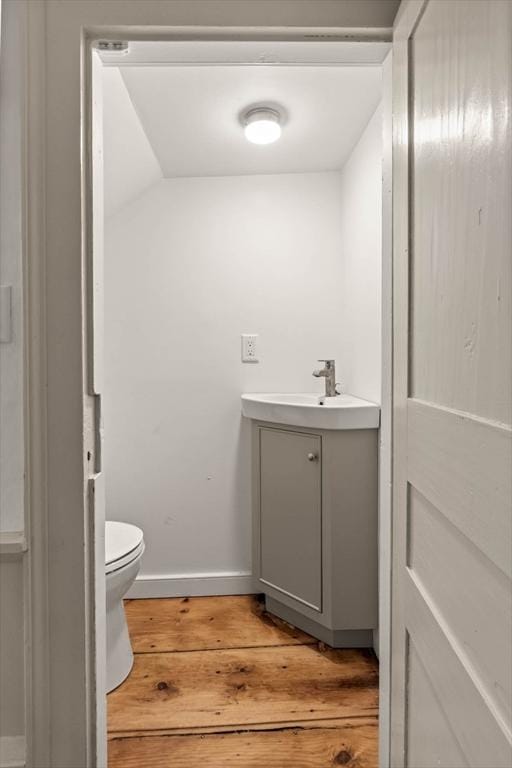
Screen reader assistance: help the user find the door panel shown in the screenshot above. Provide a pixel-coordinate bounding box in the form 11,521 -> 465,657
407,644 -> 469,768
392,1 -> 512,766
408,488 -> 512,724
410,3 -> 511,425
259,428 -> 322,611
405,577 -> 511,767
407,399 -> 511,576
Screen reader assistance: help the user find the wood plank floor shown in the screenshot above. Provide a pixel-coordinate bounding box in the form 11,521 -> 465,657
126,594 -> 314,653
108,595 -> 379,767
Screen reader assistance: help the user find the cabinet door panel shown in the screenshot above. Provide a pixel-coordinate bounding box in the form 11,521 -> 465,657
259,428 -> 322,611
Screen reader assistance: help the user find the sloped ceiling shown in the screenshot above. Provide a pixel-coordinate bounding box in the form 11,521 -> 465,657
120,65 -> 382,178
102,68 -> 162,218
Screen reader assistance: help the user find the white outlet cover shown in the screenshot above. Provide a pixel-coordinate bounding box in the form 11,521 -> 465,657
241,334 -> 259,363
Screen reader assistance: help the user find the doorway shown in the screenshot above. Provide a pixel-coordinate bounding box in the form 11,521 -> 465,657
90,37 -> 392,766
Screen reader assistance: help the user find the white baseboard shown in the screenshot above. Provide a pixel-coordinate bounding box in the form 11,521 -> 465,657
0,737 -> 25,768
127,571 -> 257,599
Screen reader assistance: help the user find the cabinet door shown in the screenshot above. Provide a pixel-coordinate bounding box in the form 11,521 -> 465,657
259,428 -> 322,611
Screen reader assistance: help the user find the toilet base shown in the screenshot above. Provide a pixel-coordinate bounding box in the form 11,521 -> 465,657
106,598 -> 134,693
106,553 -> 142,694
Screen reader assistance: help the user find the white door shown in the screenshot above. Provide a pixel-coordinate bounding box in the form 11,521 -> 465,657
391,1 -> 512,767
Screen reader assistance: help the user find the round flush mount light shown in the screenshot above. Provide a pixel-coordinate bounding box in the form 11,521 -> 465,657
243,107 -> 282,145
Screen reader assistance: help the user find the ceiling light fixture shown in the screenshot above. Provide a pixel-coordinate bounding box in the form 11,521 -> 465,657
243,107 -> 282,145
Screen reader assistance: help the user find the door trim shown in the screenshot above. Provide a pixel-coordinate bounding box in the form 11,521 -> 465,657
22,5 -> 393,764
23,1 -> 51,764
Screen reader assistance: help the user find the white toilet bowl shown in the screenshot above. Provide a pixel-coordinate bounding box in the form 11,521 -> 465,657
106,521 -> 144,693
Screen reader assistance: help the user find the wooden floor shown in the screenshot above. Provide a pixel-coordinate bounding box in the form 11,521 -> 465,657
108,595 -> 379,767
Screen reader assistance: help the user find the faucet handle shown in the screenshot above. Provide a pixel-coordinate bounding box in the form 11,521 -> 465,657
317,359 -> 335,367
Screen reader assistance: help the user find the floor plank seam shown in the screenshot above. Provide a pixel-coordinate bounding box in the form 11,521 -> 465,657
131,640 -> 319,655
108,713 -> 379,738
108,723 -> 378,743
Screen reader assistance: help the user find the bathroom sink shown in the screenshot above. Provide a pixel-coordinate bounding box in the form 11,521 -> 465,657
241,392 -> 380,430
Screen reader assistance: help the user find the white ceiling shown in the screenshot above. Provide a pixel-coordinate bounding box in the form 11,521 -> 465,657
119,65 -> 382,178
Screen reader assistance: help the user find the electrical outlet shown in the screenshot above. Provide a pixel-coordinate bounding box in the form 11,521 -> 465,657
241,334 -> 259,363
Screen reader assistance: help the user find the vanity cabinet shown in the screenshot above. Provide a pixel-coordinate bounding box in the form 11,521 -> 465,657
259,427 -> 322,612
252,421 -> 378,647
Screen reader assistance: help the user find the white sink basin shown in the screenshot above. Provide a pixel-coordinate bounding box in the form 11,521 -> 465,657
241,392 -> 380,430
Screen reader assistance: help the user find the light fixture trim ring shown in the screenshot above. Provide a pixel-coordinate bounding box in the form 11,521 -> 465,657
243,106 -> 282,126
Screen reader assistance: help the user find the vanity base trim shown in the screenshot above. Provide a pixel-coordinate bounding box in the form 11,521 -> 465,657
266,597 -> 374,648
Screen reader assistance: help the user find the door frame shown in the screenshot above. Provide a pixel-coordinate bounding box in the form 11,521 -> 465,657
389,1 -> 428,764
21,3 -> 394,765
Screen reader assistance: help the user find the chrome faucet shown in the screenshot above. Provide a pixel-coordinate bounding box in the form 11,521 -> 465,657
312,359 -> 337,397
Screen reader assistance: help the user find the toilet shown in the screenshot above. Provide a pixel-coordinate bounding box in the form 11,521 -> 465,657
105,520 -> 145,693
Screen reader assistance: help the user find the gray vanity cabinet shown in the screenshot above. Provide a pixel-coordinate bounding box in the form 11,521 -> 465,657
252,421 -> 378,647
259,427 -> 322,612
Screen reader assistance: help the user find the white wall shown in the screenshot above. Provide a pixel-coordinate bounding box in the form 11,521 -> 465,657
338,104 -> 383,404
336,101 -> 383,662
104,172 -> 345,592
